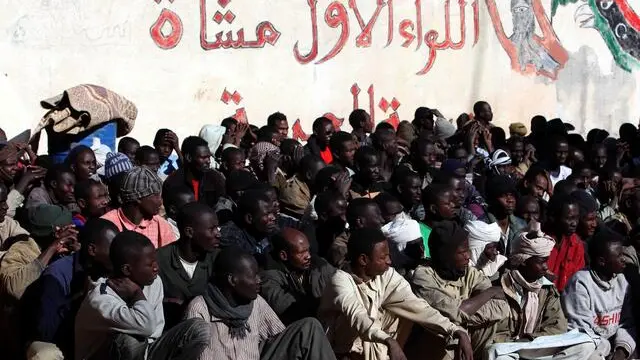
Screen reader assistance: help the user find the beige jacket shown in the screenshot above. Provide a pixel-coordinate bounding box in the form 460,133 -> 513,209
319,267 -> 463,360
0,238 -> 43,302
410,265 -> 509,327
0,216 -> 29,250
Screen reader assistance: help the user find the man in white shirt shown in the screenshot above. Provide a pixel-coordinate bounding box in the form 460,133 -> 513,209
75,231 -> 209,360
318,227 -> 473,360
547,136 -> 572,188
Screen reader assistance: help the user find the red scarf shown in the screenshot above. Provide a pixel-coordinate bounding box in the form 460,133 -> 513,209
547,233 -> 585,292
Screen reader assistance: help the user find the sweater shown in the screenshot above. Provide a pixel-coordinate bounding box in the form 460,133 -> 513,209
562,270 -> 636,356
74,276 -> 165,360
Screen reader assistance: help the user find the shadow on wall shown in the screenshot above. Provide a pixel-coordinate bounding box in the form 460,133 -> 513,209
555,46 -> 636,136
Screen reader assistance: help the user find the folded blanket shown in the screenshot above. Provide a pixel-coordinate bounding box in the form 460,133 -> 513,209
34,84 -> 137,137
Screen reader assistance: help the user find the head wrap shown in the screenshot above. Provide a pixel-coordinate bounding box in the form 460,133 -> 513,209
464,221 -> 502,265
510,226 -> 556,267
27,204 -> 73,238
382,216 -> 422,251
488,149 -> 512,174
104,152 -> 133,180
434,117 -> 456,140
248,141 -> 280,172
428,220 -> 469,280
509,122 -> 528,137
120,166 -> 162,204
199,125 -> 226,169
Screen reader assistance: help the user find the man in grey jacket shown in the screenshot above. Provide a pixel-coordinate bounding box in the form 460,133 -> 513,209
563,228 -> 636,360
75,231 -> 210,360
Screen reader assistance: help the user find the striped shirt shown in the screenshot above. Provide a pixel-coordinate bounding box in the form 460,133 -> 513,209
101,208 -> 176,249
185,295 -> 285,360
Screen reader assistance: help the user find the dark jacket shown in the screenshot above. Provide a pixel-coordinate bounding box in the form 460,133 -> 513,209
157,242 -> 219,328
163,167 -> 226,208
485,213 -> 527,257
303,135 -> 325,158
260,257 -> 335,325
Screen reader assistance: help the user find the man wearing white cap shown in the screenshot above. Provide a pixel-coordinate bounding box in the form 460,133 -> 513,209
465,221 -> 508,279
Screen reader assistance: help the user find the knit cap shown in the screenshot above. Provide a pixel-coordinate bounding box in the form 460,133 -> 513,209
104,152 -> 133,179
120,166 -> 162,203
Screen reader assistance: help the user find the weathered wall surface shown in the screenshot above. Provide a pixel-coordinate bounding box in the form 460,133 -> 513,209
0,0 -> 638,145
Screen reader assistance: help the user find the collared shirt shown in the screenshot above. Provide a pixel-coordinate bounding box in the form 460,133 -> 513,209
185,295 -> 285,360
101,208 -> 176,249
157,241 -> 219,328
158,153 -> 179,181
19,253 -> 87,357
319,268 -> 463,359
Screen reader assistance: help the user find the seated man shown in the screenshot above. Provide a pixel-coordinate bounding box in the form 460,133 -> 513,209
162,185 -> 196,239
349,146 -> 389,199
485,175 -> 527,257
328,198 -> 384,269
485,230 -> 595,360
75,231 -> 209,360
261,228 -> 336,325
25,164 -> 77,211
410,221 -> 509,360
314,191 -> 348,262
185,248 -> 336,360
220,189 -> 279,267
157,202 -> 221,328
102,166 -> 176,249
20,219 -> 118,359
280,155 -> 326,219
214,170 -> 257,225
73,179 -> 109,227
563,228 -> 636,360
319,227 -> 473,360
381,215 -> 426,277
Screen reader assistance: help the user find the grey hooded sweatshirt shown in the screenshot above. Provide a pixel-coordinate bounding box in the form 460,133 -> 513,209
562,270 -> 636,356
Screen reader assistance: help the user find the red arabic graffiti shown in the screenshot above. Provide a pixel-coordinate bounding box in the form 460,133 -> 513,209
199,0 -> 281,50
351,83 -> 401,129
219,88 -> 248,123
150,8 -> 184,49
294,0 -> 480,74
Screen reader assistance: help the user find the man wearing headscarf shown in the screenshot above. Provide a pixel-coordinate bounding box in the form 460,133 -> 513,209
465,221 -> 507,279
249,141 -> 287,190
102,166 -> 176,248
199,125 -> 226,170
381,216 -> 425,276
486,229 -> 595,360
409,221 -> 510,360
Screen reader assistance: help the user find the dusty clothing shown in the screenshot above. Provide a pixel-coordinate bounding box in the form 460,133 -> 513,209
410,266 -> 509,326
260,257 -> 335,324
0,216 -> 29,250
563,270 -> 636,356
328,231 -> 350,270
0,238 -> 44,302
186,294 -> 334,360
279,175 -> 311,217
493,271 -> 567,344
7,188 -> 25,219
318,268 -> 463,360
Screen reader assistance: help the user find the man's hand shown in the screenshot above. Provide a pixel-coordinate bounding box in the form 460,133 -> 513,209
15,166 -> 47,194
54,225 -> 79,253
385,338 -> 407,360
234,123 -> 250,145
333,171 -> 352,198
107,278 -> 144,303
453,330 -> 473,360
164,131 -> 180,151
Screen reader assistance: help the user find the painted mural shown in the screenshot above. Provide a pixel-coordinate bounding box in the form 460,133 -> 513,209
0,0 -> 638,146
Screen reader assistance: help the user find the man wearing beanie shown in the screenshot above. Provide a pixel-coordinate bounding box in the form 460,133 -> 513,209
103,152 -> 133,180
102,167 -> 176,248
485,175 -> 527,257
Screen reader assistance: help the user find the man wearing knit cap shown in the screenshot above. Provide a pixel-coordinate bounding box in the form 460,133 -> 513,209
409,220 -> 509,360
486,229 -> 595,360
103,152 -> 133,180
102,167 -> 176,248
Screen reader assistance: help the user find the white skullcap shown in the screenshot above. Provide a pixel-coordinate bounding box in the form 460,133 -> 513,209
464,221 -> 502,265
